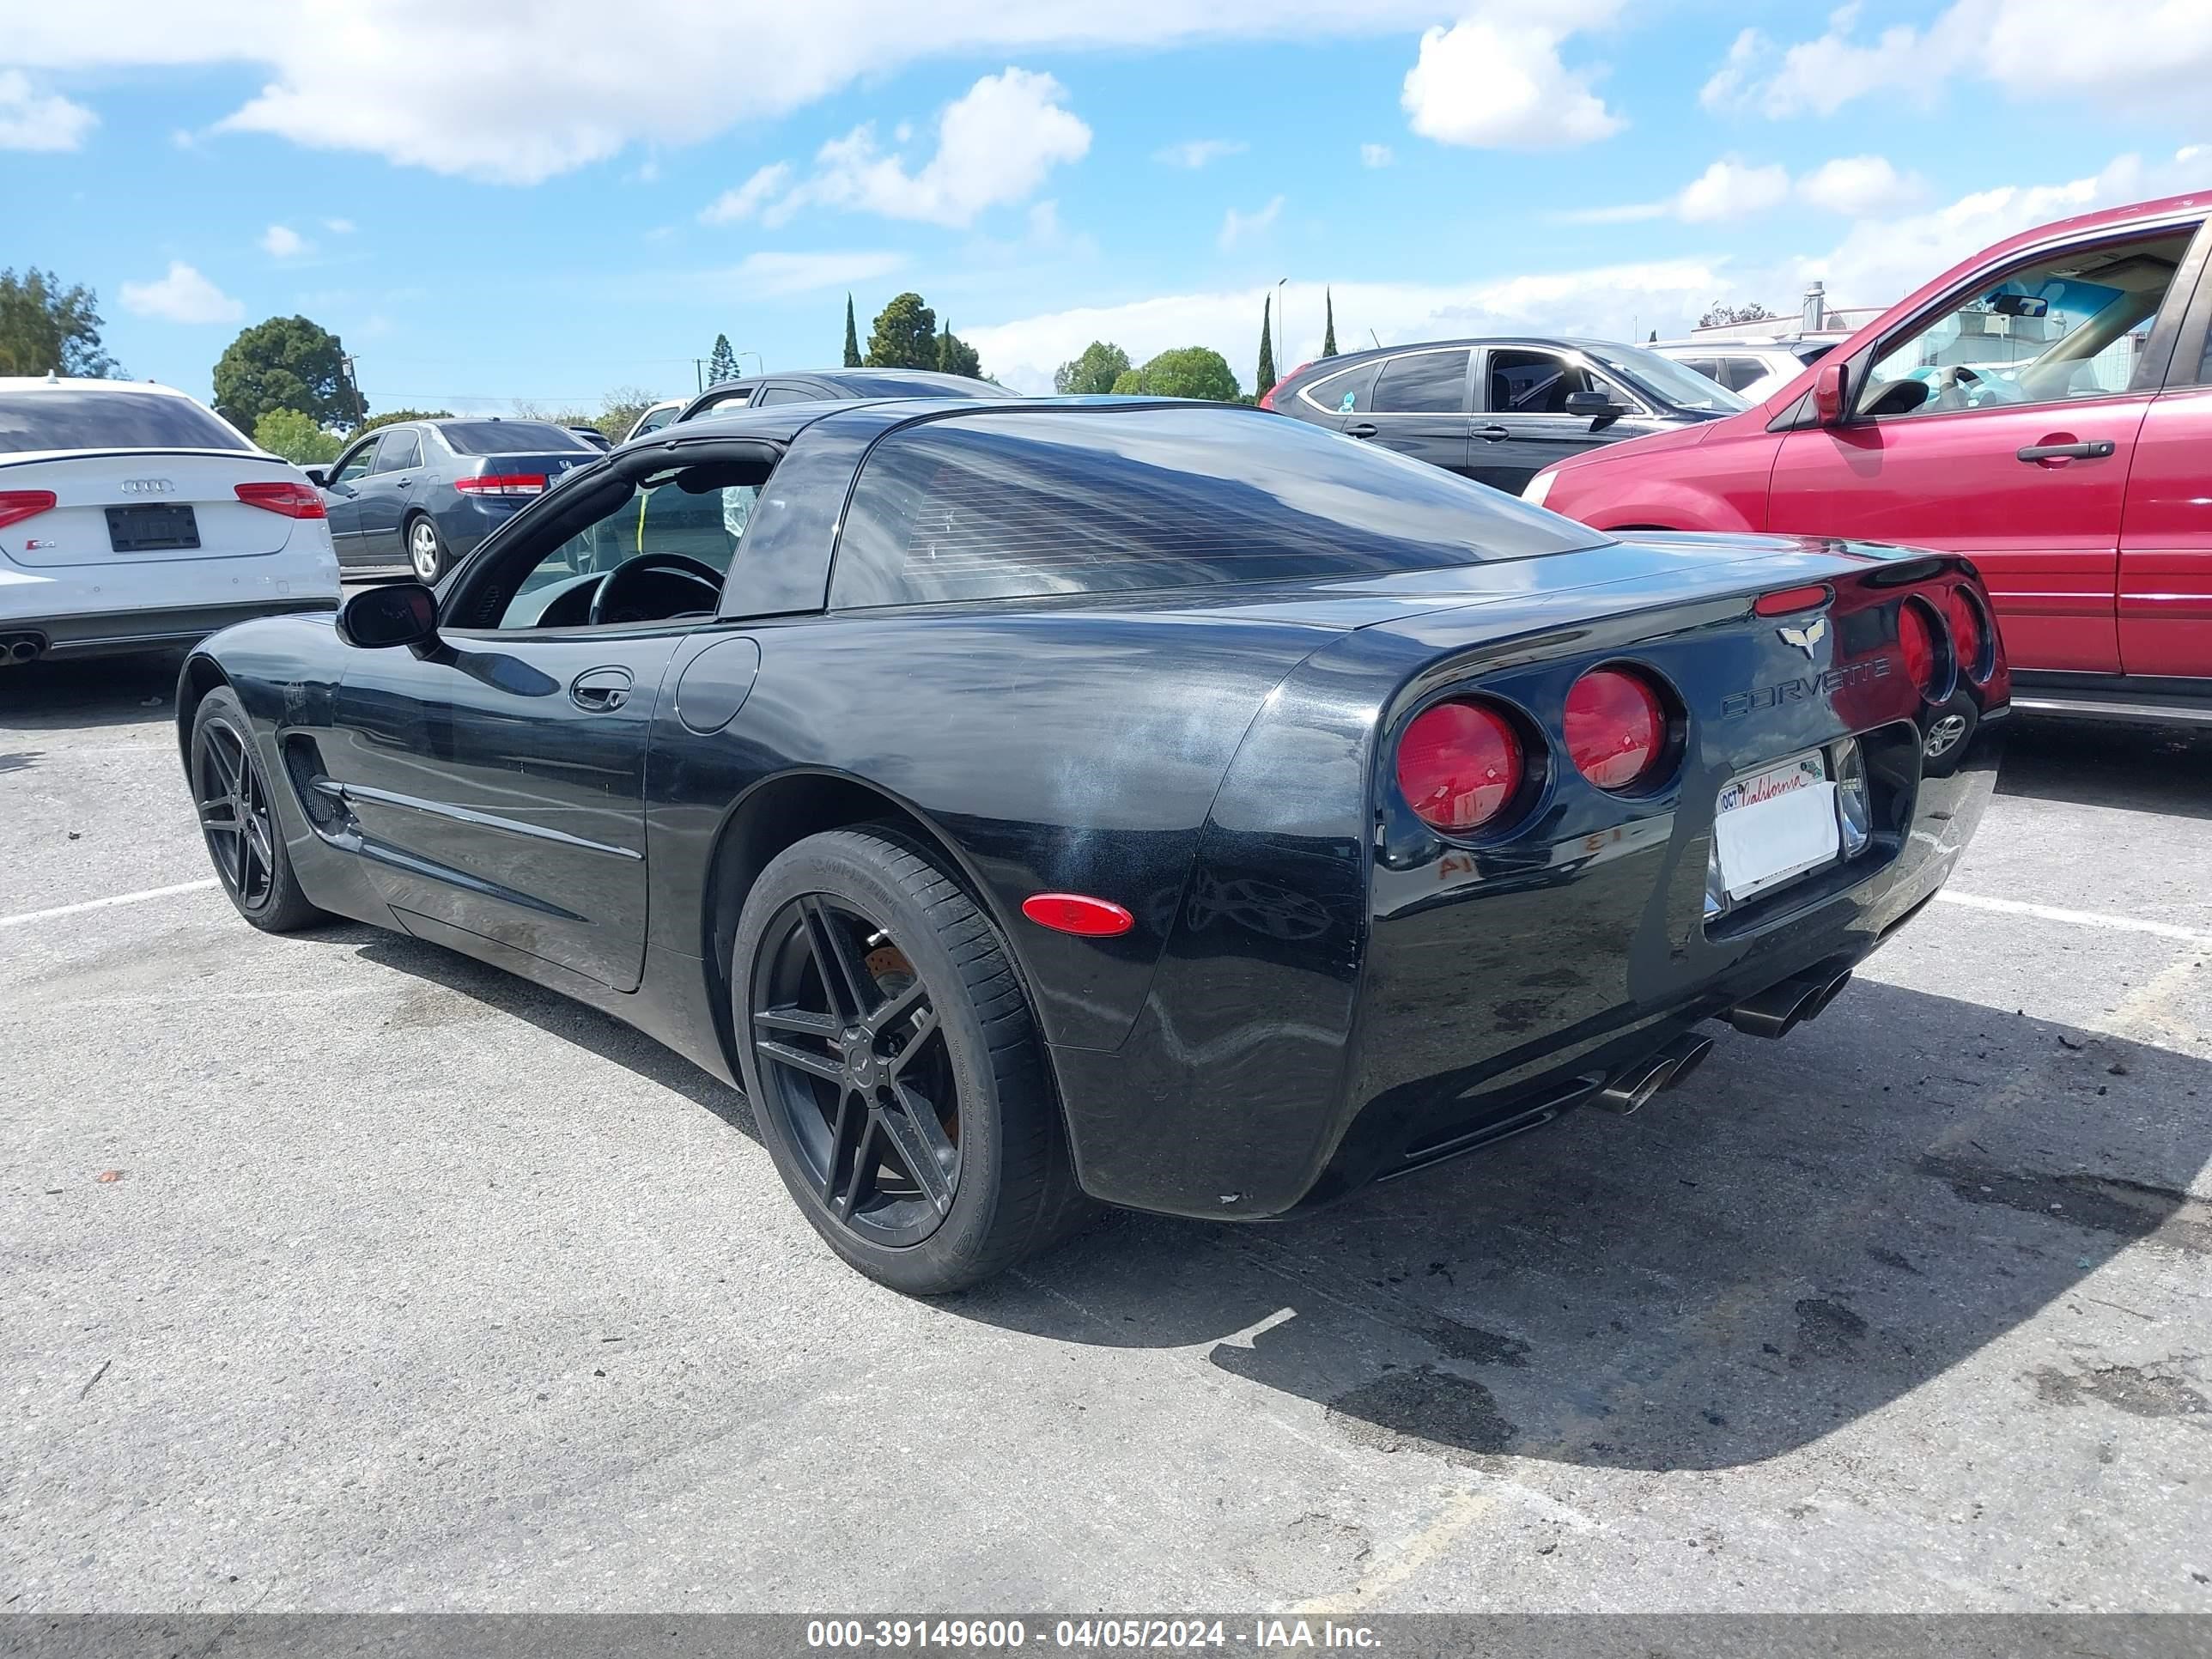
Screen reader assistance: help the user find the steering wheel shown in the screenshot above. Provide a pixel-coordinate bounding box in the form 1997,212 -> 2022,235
587,552 -> 722,626
1931,363 -> 2022,410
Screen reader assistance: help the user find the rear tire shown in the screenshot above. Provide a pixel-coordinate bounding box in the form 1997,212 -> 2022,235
405,514 -> 448,583
190,687 -> 328,933
732,828 -> 1093,1294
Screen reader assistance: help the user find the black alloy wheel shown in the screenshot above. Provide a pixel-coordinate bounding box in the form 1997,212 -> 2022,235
751,892 -> 961,1246
733,829 -> 1094,1293
190,687 -> 326,933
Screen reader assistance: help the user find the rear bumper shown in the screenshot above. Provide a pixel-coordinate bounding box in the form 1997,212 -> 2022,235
1,599 -> 339,661
1050,710 -> 2003,1222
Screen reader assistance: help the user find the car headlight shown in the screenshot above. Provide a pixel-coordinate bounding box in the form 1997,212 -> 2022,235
1522,467 -> 1559,508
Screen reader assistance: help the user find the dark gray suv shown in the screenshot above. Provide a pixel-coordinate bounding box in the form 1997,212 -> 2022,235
1261,336 -> 1746,494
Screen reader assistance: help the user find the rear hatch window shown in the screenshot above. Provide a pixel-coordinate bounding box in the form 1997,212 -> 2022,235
831,405 -> 1609,608
0,390 -> 250,454
438,421 -> 593,455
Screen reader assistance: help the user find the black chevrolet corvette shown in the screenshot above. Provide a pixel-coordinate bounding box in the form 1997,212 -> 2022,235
177,398 -> 2006,1292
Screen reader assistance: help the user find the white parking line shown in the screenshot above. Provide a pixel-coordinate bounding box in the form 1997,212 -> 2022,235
0,878 -> 217,932
1936,889 -> 2212,945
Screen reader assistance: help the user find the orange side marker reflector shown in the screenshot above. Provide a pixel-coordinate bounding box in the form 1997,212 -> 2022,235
1021,893 -> 1135,937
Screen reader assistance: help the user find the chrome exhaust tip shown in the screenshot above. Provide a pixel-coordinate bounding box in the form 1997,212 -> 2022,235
1657,1031 -> 1715,1089
1591,1051 -> 1683,1115
1722,973 -> 1831,1039
1801,969 -> 1854,1023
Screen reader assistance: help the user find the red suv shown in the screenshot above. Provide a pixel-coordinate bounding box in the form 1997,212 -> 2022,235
1529,191 -> 2212,726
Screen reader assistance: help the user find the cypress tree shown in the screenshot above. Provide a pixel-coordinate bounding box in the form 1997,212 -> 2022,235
842,295 -> 861,368
1322,289 -> 1338,357
1256,295 -> 1276,395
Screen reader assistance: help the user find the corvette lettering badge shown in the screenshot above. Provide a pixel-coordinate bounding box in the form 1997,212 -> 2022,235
1722,656 -> 1891,720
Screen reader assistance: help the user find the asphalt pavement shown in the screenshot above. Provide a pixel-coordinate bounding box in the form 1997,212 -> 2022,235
3,648 -> 2209,1613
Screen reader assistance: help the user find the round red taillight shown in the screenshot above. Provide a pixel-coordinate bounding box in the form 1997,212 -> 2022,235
1897,598 -> 1948,698
1943,585 -> 1988,681
1396,699 -> 1525,833
1564,667 -> 1668,792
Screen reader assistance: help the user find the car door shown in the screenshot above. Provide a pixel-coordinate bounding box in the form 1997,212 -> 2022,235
1769,218 -> 2206,676
323,446 -> 769,989
355,427 -> 423,564
2118,245 -> 2212,681
1346,348 -> 1472,474
1472,346 -> 1636,492
319,437 -> 379,564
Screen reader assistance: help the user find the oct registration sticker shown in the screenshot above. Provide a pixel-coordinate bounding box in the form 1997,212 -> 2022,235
1713,750 -> 1840,902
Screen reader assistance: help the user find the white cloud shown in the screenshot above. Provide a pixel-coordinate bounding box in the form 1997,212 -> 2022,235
1560,152 -> 1923,225
1796,154 -> 1925,216
1705,1 -> 2212,119
964,262 -> 1725,394
732,70 -> 1090,229
1359,143 -> 1393,168
258,223 -> 308,258
700,161 -> 793,225
724,250 -> 908,299
119,262 -> 244,325
0,69 -> 96,151
323,216 -> 356,234
1401,3 -> 1627,149
1156,138 -> 1246,169
1217,195 -> 1284,251
0,3 -> 1456,184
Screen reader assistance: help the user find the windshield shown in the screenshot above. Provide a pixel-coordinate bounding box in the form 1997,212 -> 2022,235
0,389 -> 251,454
1583,343 -> 1751,413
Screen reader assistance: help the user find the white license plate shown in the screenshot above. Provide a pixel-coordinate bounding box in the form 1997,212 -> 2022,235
1713,750 -> 1840,901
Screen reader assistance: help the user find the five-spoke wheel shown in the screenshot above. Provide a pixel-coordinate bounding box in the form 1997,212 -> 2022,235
733,828 -> 1092,1293
189,686 -> 327,933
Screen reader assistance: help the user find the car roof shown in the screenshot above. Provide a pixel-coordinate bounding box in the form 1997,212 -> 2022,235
617,394 -> 1273,456
1284,336 -> 1651,377
0,376 -> 205,399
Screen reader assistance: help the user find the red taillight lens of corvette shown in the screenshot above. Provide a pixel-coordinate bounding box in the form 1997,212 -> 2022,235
1564,667 -> 1668,791
0,489 -> 58,530
1395,698 -> 1526,833
1258,362 -> 1308,411
1897,597 -> 1950,699
1943,584 -> 1990,681
454,473 -> 547,496
234,481 -> 327,519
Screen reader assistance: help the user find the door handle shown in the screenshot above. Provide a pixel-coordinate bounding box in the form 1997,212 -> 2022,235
2016,439 -> 2114,464
1345,422 -> 1378,439
396,477 -> 413,488
1475,424 -> 1510,441
569,666 -> 634,711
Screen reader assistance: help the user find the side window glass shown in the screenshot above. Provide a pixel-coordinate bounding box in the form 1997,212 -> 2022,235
1486,349 -> 1595,414
378,431 -> 422,471
1679,358 -> 1720,383
331,443 -> 374,487
1858,226 -> 2197,419
1301,361 -> 1382,414
1721,358 -> 1768,392
636,407 -> 675,435
1371,350 -> 1469,414
494,463 -> 766,629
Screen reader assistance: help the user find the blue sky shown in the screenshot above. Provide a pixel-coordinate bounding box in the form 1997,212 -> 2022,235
6,1 -> 2209,410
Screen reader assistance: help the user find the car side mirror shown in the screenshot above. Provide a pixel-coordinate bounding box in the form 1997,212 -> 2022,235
337,581 -> 439,649
1564,389 -> 1620,420
1814,362 -> 1850,426
304,467 -> 327,487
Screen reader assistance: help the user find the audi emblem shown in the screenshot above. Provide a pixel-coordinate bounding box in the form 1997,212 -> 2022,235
120,478 -> 175,495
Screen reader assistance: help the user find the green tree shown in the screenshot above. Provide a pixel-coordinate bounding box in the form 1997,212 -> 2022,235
1122,348 -> 1240,402
842,295 -> 862,368
935,317 -> 982,379
707,333 -> 738,386
1109,368 -> 1143,394
252,408 -> 341,465
1698,300 -> 1775,328
1054,341 -> 1130,396
0,268 -> 119,378
354,407 -> 453,435
212,316 -> 360,432
866,292 -> 938,370
1256,295 -> 1276,395
596,385 -> 660,441
1321,289 -> 1338,357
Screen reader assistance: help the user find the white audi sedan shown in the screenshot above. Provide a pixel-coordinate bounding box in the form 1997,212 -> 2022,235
0,378 -> 340,665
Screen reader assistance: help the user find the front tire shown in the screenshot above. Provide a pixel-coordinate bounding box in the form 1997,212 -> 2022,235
190,687 -> 327,933
405,514 -> 448,583
732,829 -> 1091,1294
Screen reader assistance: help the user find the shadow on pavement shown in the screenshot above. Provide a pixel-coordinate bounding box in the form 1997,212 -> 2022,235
0,651 -> 187,732
1996,717 -> 2212,821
